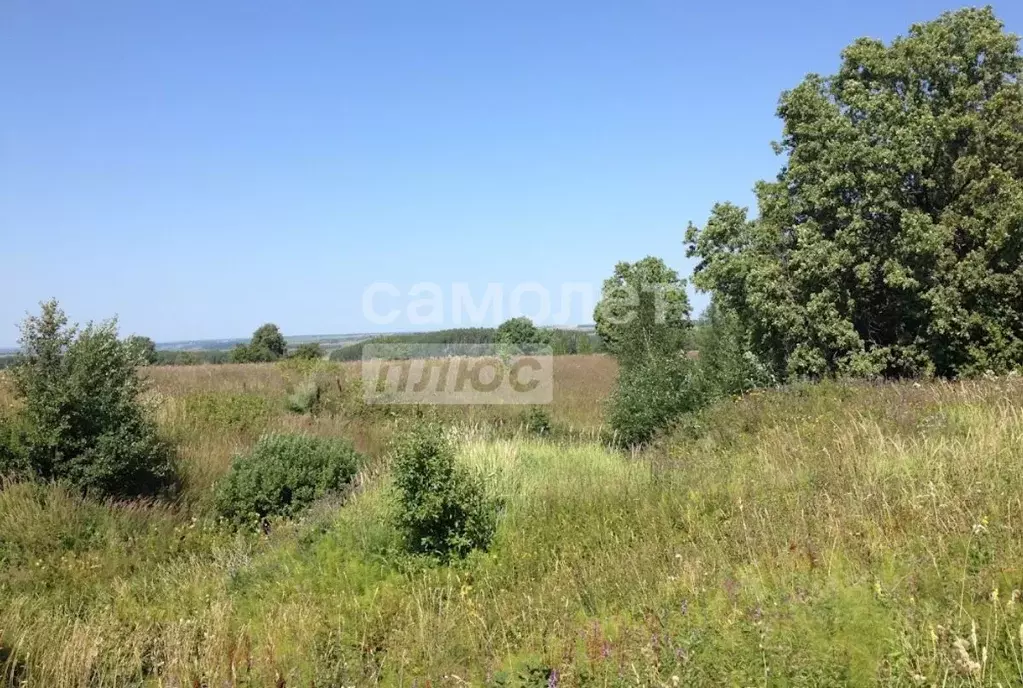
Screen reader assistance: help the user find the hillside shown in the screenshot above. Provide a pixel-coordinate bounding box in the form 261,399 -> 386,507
3,364 -> 1022,684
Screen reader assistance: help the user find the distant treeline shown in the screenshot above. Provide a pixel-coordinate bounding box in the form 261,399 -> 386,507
329,328 -> 603,362
0,327 -> 606,369
154,350 -> 232,365
2,349 -> 232,368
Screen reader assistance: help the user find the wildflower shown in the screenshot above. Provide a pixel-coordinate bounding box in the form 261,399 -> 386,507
953,637 -> 982,676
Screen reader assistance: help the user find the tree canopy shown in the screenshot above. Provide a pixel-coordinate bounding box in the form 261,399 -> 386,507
686,8 -> 1023,379
593,256 -> 691,366
125,335 -> 157,365
232,323 -> 288,363
496,317 -> 550,349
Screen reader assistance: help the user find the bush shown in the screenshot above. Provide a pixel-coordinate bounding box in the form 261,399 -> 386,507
391,424 -> 497,559
215,433 -> 362,525
695,301 -> 776,398
291,342 -> 324,361
0,415 -> 30,479
5,300 -> 175,497
124,335 -> 158,365
521,406 -> 552,436
285,379 -> 322,415
606,355 -> 707,448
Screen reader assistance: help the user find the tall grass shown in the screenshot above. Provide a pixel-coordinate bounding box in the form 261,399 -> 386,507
3,364 -> 1023,684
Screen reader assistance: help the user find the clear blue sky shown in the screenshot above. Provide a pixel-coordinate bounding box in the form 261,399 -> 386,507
3,1 -> 1021,346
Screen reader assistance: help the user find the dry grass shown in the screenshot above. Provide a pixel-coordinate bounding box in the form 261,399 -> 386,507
145,355 -> 617,498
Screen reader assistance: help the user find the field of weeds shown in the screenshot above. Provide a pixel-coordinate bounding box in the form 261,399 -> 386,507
2,360 -> 1023,686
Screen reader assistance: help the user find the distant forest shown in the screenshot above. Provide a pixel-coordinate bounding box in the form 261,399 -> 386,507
329,327 -> 603,361
0,327 -> 606,368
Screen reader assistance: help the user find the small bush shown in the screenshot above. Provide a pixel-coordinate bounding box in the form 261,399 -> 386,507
6,300 -> 175,497
215,433 -> 362,525
521,406 -> 552,436
606,355 -> 706,448
291,342 -> 324,360
0,415 -> 30,479
391,424 -> 497,559
285,379 -> 322,415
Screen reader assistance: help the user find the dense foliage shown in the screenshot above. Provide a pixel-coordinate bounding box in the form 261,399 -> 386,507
124,335 -> 158,365
593,256 -> 691,367
291,342 -> 324,360
495,317 -> 551,349
693,301 -> 777,398
593,256 -> 702,445
215,433 -> 362,525
0,300 -> 175,497
605,355 -> 705,447
686,8 -> 1023,380
391,424 -> 497,559
232,323 -> 288,363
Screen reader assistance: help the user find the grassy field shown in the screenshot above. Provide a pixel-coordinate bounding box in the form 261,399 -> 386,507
2,358 -> 1023,685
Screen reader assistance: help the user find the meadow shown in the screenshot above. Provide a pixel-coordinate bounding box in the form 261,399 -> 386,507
2,357 -> 1023,686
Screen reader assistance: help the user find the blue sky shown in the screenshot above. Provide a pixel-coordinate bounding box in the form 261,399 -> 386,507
3,1 -> 1021,345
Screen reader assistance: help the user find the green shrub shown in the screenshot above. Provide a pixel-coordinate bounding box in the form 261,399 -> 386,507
181,392 -> 274,434
0,415 -> 30,479
695,301 -> 775,398
215,433 -> 362,525
291,342 -> 323,361
6,300 -> 175,497
285,379 -> 322,415
521,406 -> 552,436
606,355 -> 707,447
391,424 -> 497,559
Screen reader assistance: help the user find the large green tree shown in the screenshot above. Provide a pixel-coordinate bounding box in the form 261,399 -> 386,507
233,323 -> 288,363
496,317 -> 550,349
686,8 -> 1023,379
251,323 -> 287,360
594,256 -> 691,366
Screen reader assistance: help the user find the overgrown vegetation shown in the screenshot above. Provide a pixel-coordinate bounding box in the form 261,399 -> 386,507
4,372 -> 1023,684
390,422 -> 498,559
604,354 -> 704,447
594,256 -> 708,446
5,7 -> 1023,686
0,300 -> 175,497
214,433 -> 362,525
